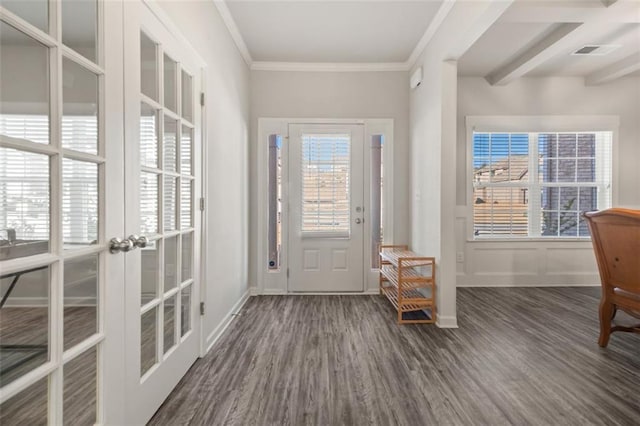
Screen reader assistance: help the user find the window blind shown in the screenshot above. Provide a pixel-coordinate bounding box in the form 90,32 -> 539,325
473,131 -> 612,238
301,134 -> 351,235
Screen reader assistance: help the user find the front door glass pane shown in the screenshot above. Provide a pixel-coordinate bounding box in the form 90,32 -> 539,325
140,31 -> 157,101
180,178 -> 192,229
180,125 -> 192,175
181,232 -> 192,282
163,176 -> 177,231
62,158 -> 98,249
0,148 -> 50,259
0,266 -> 50,387
61,0 -> 97,63
0,375 -> 48,425
0,22 -> 49,145
63,347 -> 97,425
63,254 -> 98,350
62,58 -> 99,154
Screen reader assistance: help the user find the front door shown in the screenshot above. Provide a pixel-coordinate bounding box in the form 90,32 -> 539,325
122,2 -> 202,424
288,124 -> 365,292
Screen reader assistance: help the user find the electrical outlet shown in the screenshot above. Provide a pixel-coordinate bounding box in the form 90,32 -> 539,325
456,252 -> 464,263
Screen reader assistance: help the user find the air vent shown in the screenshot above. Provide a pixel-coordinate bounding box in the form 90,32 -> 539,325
572,45 -> 621,56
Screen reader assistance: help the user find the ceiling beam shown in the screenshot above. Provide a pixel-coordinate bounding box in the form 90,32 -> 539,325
486,23 -> 582,86
586,52 -> 640,85
406,0 -> 457,67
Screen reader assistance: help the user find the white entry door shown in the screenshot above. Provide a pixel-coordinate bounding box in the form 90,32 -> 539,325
288,124 -> 365,292
122,2 -> 202,424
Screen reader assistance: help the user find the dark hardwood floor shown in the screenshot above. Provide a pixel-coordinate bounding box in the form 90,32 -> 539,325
150,287 -> 640,426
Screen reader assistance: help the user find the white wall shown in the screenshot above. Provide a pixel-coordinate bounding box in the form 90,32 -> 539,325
456,76 -> 640,286
157,1 -> 251,349
249,70 -> 410,291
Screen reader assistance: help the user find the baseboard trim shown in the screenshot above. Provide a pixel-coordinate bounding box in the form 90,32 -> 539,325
457,283 -> 600,288
436,315 -> 458,328
205,290 -> 250,354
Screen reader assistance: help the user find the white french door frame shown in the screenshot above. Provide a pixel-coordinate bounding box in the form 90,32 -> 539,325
256,118 -> 394,295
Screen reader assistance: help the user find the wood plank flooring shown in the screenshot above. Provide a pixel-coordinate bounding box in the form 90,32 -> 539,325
150,287 -> 640,426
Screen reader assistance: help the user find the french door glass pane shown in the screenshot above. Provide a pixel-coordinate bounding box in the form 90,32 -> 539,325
181,232 -> 192,282
163,295 -> 176,354
140,31 -> 157,101
140,172 -> 159,235
163,176 -> 177,231
62,58 -> 98,154
180,285 -> 192,337
61,0 -> 97,63
163,118 -> 178,172
63,254 -> 98,350
141,240 -> 158,305
0,147 -> 50,259
180,125 -> 192,175
0,265 -> 50,387
1,0 -> 48,33
63,346 -> 97,426
180,178 -> 192,229
140,103 -> 158,168
0,22 -> 49,145
181,70 -> 192,122
62,159 -> 98,249
163,236 -> 178,291
163,54 -> 177,113
140,307 -> 157,376
0,375 -> 48,425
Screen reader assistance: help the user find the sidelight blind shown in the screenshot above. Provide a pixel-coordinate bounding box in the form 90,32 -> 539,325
301,134 -> 351,235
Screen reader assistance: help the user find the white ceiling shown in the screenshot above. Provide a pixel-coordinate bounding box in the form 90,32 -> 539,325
225,0 -> 444,63
458,0 -> 640,81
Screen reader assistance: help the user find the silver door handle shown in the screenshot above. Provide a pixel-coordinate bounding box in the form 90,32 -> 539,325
128,235 -> 148,248
355,218 -> 362,224
110,237 -> 134,254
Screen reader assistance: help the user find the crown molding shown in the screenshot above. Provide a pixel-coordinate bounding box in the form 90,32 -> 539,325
212,0 -> 253,66
251,61 -> 410,72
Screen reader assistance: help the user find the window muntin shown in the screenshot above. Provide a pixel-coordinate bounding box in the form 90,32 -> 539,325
300,134 -> 351,236
472,131 -> 612,239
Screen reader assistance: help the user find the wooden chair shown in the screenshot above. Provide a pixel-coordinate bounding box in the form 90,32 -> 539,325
583,208 -> 640,347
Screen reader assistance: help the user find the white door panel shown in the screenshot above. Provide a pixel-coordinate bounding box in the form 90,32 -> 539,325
288,124 -> 364,292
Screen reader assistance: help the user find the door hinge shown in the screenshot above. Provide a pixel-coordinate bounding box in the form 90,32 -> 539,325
200,302 -> 205,316
200,92 -> 205,107
199,197 -> 205,211
286,268 -> 289,278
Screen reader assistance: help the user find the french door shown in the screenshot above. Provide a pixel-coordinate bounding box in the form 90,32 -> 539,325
0,1 -> 125,424
122,1 -> 202,424
288,124 -> 365,292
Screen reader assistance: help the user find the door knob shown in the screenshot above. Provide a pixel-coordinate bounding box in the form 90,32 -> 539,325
128,235 -> 148,248
355,218 -> 362,224
110,237 -> 134,254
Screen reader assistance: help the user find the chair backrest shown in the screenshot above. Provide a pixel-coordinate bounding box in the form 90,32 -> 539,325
584,208 -> 640,293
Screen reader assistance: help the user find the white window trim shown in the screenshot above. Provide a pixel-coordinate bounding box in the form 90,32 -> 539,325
465,115 -> 620,242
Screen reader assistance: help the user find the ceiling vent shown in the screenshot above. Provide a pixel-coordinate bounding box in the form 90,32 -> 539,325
572,45 -> 621,56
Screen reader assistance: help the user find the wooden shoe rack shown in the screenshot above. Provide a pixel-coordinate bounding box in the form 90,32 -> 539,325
379,245 -> 436,324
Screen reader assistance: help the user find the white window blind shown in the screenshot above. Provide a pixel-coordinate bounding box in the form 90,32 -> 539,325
473,131 -> 612,238
0,114 -> 49,145
301,134 -> 351,235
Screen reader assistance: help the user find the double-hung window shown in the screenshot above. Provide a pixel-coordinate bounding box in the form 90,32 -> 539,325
469,118 -> 614,239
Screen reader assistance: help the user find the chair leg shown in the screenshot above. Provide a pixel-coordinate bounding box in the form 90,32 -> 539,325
599,298 -> 613,347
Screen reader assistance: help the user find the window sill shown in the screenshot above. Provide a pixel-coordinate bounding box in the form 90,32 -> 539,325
467,237 -> 591,243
